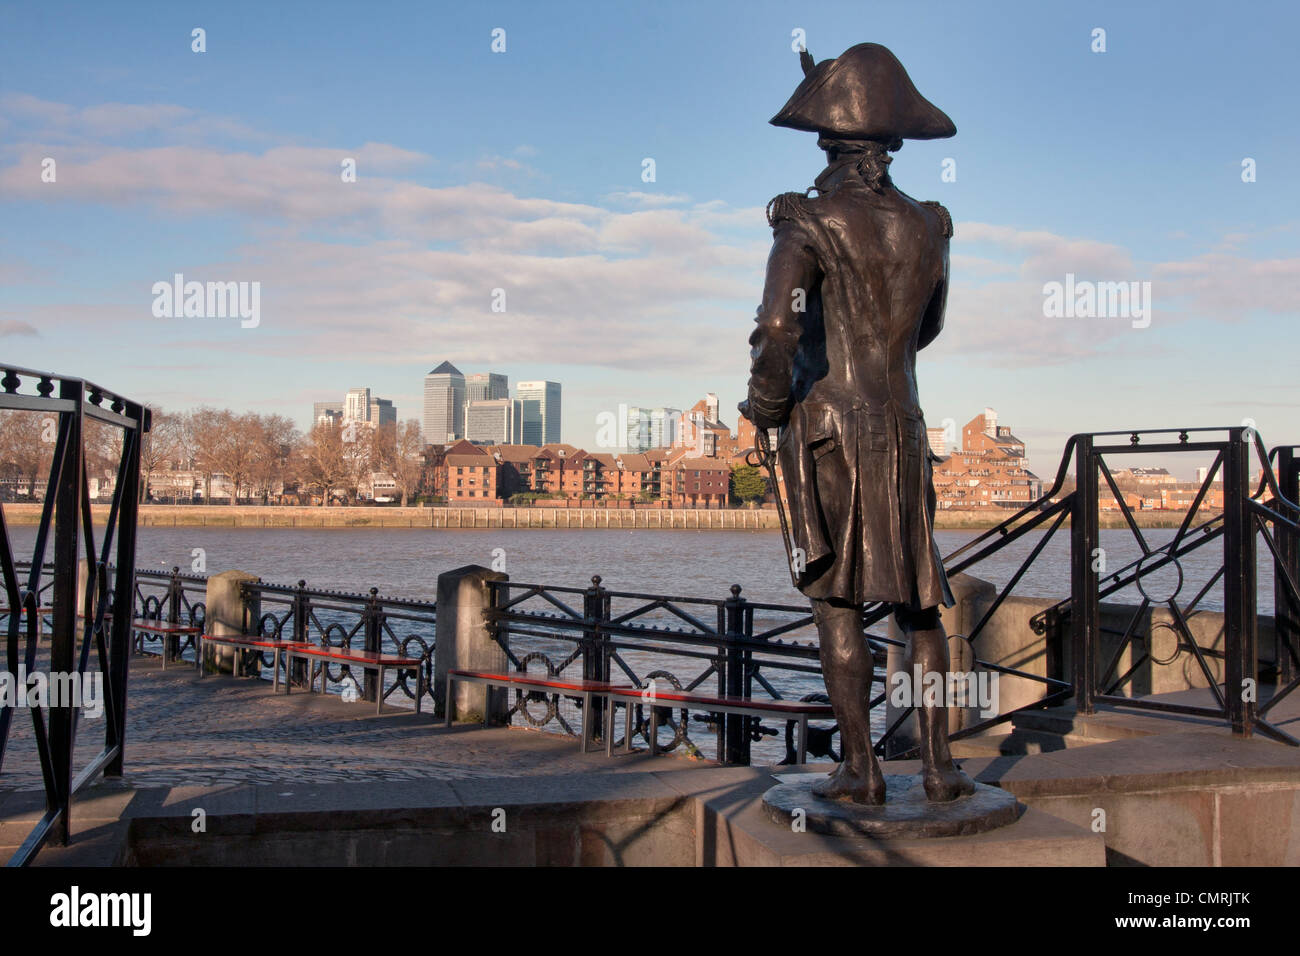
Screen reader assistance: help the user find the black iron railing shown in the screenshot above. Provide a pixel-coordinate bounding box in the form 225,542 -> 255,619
996,428 -> 1298,744
0,364 -> 148,867
14,564 -> 209,665
241,579 -> 434,705
484,577 -> 834,764
133,566 -> 207,661
484,428 -> 1300,762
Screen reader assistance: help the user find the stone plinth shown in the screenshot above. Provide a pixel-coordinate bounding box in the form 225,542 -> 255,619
434,565 -> 508,723
203,570 -> 259,675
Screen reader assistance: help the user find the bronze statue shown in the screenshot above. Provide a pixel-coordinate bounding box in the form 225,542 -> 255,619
741,43 -> 974,805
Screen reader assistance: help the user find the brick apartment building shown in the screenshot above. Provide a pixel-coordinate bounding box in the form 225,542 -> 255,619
1099,483 -> 1226,512
429,402 -> 758,507
931,408 -> 1043,509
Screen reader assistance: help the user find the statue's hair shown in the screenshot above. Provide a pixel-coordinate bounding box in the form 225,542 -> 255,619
817,136 -> 902,192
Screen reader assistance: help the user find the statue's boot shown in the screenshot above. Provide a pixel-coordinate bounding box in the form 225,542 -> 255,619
812,755 -> 885,805
812,599 -> 885,805
903,616 -> 976,802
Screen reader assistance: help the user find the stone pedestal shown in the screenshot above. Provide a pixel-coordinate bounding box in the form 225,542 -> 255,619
762,772 -> 1023,839
434,565 -> 508,723
204,570 -> 259,675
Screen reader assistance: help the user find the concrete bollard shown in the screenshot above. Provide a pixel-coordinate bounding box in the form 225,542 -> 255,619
204,570 -> 259,675
434,565 -> 508,723
884,572 -> 996,758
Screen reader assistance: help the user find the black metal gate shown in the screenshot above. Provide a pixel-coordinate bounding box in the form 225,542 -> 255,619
0,365 -> 148,866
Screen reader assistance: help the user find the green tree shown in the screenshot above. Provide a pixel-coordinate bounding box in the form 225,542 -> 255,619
731,464 -> 767,505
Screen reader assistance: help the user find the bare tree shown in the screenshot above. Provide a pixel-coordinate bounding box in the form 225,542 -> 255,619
138,406 -> 180,503
83,416 -> 123,501
250,414 -> 297,504
298,422 -> 350,506
0,410 -> 57,501
340,421 -> 375,503
191,408 -> 262,505
373,419 -> 426,506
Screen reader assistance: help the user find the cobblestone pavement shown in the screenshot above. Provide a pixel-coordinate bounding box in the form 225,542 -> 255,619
0,658 -> 709,792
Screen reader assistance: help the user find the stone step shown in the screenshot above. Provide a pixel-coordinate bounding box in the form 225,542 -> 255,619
950,728 -> 1108,758
1010,705 -> 1155,741
949,733 -> 1011,758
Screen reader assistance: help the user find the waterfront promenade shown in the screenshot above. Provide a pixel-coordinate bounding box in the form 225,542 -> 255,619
0,657 -> 702,793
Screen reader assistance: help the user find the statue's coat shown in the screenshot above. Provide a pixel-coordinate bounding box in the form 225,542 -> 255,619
747,160 -> 955,610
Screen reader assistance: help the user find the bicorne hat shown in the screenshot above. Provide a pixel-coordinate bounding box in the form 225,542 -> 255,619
771,43 -> 955,140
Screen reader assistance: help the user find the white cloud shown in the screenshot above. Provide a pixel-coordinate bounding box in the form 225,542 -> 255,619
4,94 -> 1296,384
604,190 -> 690,207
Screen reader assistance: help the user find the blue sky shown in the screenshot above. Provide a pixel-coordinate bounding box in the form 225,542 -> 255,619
1,0 -> 1297,477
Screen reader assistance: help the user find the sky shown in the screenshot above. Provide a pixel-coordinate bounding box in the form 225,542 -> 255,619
1,0 -> 1297,479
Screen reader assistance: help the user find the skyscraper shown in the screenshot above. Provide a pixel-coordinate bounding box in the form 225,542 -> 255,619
369,398 -> 396,427
423,362 -> 465,443
516,380 -> 561,445
344,387 -> 372,424
465,398 -> 521,444
317,391 -> 396,430
465,372 -> 509,404
312,402 -> 344,427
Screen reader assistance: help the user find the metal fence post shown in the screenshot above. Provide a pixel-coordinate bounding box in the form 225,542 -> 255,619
724,584 -> 750,765
291,579 -> 309,686
1224,428 -> 1258,736
582,575 -> 610,739
165,565 -> 182,662
106,403 -> 144,776
362,587 -> 382,703
167,566 -> 182,623
1070,435 -> 1098,715
1274,448 -> 1298,687
48,378 -> 82,844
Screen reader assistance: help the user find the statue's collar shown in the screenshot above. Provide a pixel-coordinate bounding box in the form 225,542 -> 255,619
813,159 -> 857,193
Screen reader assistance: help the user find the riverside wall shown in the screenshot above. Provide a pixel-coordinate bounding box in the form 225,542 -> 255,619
2,503 -> 1217,531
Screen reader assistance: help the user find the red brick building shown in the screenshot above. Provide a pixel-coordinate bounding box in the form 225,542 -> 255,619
933,409 -> 1042,509
428,393 -> 765,508
444,445 -> 499,503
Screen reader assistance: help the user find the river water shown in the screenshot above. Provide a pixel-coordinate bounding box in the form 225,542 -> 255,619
16,524 -> 1251,612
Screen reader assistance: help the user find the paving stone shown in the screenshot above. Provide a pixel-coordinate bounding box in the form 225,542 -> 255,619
1,658 -> 710,796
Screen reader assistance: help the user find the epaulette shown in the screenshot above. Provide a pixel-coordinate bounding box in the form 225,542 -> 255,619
920,200 -> 953,238
766,191 -> 810,228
